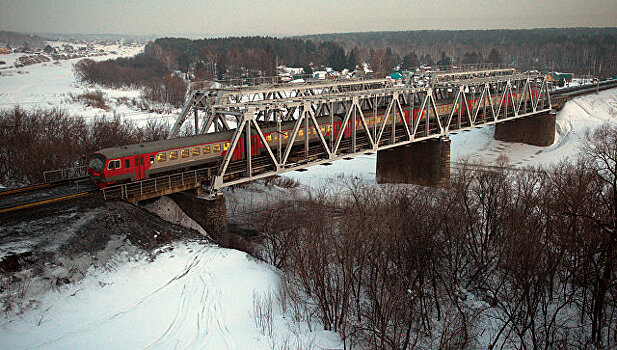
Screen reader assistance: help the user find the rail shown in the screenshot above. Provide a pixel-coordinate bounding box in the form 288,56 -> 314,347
0,190 -> 95,214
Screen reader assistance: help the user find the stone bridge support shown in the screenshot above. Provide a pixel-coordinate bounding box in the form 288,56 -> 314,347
494,110 -> 557,146
170,191 -> 229,246
376,137 -> 450,187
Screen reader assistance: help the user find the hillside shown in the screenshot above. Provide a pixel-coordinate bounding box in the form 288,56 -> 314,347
0,30 -> 46,49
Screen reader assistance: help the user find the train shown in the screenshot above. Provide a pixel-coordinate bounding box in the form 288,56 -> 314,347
88,91 -> 530,187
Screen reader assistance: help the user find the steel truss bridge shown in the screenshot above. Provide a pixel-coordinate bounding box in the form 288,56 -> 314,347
103,70 -> 552,201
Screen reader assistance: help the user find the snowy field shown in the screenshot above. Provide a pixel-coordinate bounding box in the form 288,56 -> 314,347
0,42 -> 178,126
0,242 -> 338,349
1,47 -> 617,348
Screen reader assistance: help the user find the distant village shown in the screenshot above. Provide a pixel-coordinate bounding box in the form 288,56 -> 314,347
0,36 -> 586,90
0,39 -> 139,68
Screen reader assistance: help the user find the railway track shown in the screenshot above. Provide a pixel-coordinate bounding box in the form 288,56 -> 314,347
0,189 -> 98,214
0,182 -> 56,198
0,177 -> 98,214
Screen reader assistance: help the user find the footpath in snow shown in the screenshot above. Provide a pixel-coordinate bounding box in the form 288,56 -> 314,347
0,242 -> 339,349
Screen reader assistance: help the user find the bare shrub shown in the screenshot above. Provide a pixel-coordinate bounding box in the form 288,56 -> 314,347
263,176 -> 300,189
142,74 -> 187,108
252,291 -> 275,337
73,54 -> 167,88
69,90 -> 109,110
251,123 -> 617,349
0,106 -> 169,185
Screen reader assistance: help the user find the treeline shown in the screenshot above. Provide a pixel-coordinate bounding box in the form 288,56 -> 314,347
145,36 -> 359,79
0,30 -> 46,49
73,54 -> 188,107
252,126 -> 617,348
74,54 -> 168,88
302,28 -> 617,75
0,107 -> 168,185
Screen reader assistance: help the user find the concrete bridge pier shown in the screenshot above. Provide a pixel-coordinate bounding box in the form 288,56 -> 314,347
376,137 -> 450,187
494,110 -> 557,146
170,190 -> 229,246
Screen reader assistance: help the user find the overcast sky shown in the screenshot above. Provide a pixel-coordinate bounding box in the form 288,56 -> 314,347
1,0 -> 616,37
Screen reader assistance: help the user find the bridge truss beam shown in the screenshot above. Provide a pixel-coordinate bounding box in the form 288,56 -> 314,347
168,77 -> 392,138
210,74 -> 550,190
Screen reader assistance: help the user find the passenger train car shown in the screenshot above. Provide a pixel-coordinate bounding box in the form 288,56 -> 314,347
88,91 -> 532,187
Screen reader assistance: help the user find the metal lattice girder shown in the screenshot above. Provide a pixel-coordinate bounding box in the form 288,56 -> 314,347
207,73 -> 552,190
169,77 -> 393,138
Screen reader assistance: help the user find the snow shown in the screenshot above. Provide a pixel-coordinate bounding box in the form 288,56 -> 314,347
0,242 -> 340,349
0,42 -> 178,127
142,196 -> 209,237
0,243 -> 250,348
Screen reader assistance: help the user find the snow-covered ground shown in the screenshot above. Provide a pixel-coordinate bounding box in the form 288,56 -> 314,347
0,242 -> 339,349
0,42 -> 178,126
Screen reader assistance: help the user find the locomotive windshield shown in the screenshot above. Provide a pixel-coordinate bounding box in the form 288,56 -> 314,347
88,155 -> 105,171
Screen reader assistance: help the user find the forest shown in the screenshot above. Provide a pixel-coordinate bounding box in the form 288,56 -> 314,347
302,28 -> 617,76
249,125 -> 617,349
72,28 -> 617,109
145,36 -> 358,79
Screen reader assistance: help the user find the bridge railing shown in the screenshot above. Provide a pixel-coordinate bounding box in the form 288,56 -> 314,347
43,165 -> 89,183
102,167 -> 213,201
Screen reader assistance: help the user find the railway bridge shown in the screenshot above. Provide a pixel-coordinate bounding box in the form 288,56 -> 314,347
103,70 -> 553,200
5,70 -> 617,241
97,69 -> 558,238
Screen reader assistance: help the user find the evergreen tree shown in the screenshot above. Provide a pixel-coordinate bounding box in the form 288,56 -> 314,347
346,48 -> 358,70
400,51 -> 420,70
437,51 -> 452,68
487,48 -> 502,65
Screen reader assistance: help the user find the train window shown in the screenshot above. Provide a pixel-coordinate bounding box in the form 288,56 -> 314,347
157,153 -> 166,162
266,134 -> 272,142
283,132 -> 288,139
170,151 -> 178,160
223,142 -> 230,151
298,129 -> 304,137
150,155 -> 154,164
320,126 -> 325,133
273,134 -> 278,141
192,147 -> 200,156
213,144 -> 221,152
203,145 -> 210,154
135,159 -> 139,167
107,160 -> 121,170
181,149 -> 189,158
125,159 -> 130,168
